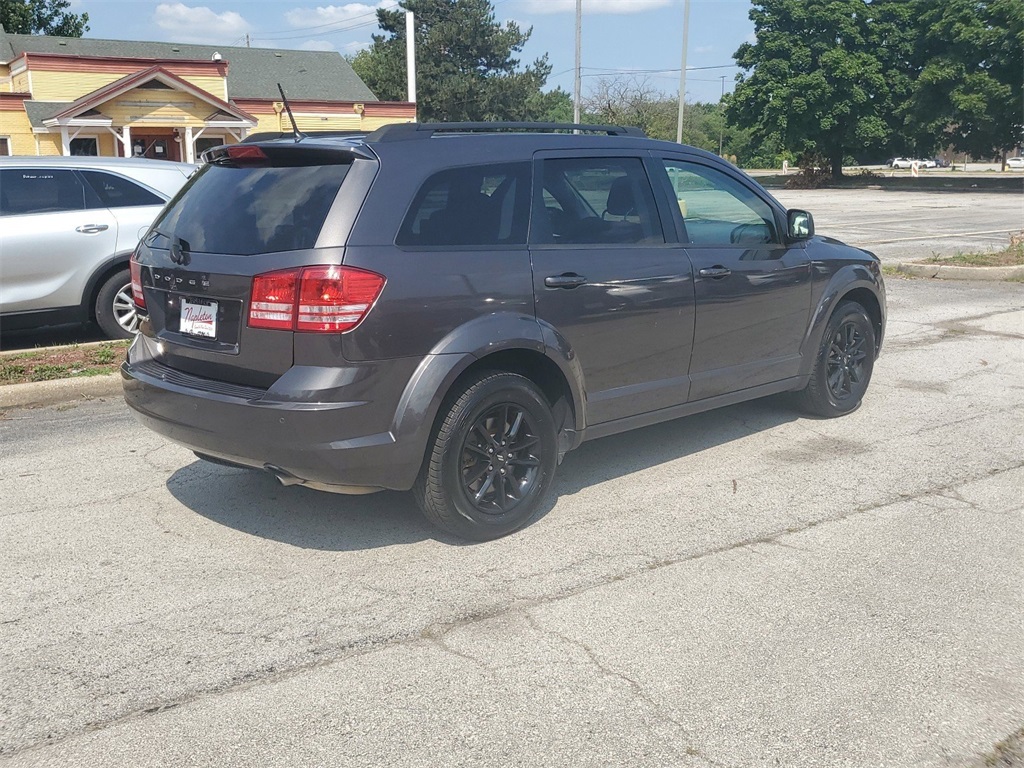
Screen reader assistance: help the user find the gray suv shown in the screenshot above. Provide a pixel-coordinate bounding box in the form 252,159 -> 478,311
123,123 -> 885,540
0,156 -> 195,339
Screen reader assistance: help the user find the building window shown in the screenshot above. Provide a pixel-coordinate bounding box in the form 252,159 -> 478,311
0,137 -> 11,156
70,137 -> 98,156
195,137 -> 225,158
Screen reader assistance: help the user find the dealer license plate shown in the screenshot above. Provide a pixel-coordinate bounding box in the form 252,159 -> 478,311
180,297 -> 218,339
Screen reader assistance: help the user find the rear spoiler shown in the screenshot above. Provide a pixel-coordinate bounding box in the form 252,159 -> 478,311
201,141 -> 375,166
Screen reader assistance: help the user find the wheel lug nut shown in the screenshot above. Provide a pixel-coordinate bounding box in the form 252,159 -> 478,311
500,469 -> 506,475
488,464 -> 493,470
488,448 -> 494,454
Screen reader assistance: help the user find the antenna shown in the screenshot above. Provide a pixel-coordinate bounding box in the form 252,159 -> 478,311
277,83 -> 305,142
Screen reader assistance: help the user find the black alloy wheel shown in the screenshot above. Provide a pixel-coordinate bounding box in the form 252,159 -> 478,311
826,320 -> 869,402
459,403 -> 542,515
415,371 -> 558,541
796,300 -> 875,417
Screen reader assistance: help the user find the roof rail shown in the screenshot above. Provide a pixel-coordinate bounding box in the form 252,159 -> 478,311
366,122 -> 646,142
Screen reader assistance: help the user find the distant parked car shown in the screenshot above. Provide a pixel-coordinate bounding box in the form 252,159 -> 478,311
922,159 -> 937,169
1006,157 -> 1024,169
0,156 -> 195,339
889,158 -> 920,169
931,157 -> 951,168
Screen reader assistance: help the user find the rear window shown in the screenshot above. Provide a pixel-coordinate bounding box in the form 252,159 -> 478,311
152,163 -> 349,255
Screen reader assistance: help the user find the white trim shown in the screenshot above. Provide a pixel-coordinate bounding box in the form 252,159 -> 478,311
43,118 -> 114,128
203,119 -> 252,128
0,136 -> 11,156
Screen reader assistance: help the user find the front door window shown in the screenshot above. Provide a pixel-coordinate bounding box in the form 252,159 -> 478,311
659,158 -> 810,400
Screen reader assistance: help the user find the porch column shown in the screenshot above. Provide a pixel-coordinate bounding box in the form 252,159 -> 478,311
121,125 -> 132,157
60,126 -> 70,155
184,126 -> 194,164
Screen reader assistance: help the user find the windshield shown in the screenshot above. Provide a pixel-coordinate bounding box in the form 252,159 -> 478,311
151,162 -> 349,255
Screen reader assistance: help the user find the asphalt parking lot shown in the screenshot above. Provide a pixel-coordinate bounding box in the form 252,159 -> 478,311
774,188 -> 1023,261
1,276 -> 1021,767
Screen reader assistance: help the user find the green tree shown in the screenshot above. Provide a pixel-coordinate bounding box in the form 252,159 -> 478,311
907,0 -> 1023,162
728,0 -> 898,178
580,76 -> 755,165
0,0 -> 89,36
351,0 -> 553,122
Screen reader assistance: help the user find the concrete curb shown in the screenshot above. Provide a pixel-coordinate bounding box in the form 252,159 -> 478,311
0,373 -> 122,410
893,262 -> 1024,281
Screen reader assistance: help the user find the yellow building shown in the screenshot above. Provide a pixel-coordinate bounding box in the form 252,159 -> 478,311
0,27 -> 415,161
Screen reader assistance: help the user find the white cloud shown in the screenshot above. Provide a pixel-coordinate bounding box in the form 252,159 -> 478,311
299,39 -> 336,51
342,40 -> 371,53
284,2 -> 391,28
153,3 -> 251,43
696,45 -> 714,54
519,0 -> 670,14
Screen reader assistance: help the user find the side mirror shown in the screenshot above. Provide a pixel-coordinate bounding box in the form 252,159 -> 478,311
787,209 -> 814,241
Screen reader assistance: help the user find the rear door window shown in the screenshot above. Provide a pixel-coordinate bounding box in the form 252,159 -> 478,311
397,162 -> 531,247
152,163 -> 349,255
81,171 -> 164,209
0,169 -> 88,216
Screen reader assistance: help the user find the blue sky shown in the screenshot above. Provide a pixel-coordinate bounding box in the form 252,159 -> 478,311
72,0 -> 756,104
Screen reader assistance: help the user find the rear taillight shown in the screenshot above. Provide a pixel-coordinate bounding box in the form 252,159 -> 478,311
248,266 -> 385,333
130,252 -> 145,308
250,270 -> 298,330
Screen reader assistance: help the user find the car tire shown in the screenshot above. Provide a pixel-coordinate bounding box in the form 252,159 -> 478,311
414,372 -> 558,541
94,269 -> 139,340
796,300 -> 875,418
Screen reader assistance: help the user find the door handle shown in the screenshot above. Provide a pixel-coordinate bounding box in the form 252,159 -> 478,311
75,224 -> 109,234
698,266 -> 731,279
544,273 -> 587,289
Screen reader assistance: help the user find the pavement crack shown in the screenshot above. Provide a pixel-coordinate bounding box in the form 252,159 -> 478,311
9,461 -> 1023,759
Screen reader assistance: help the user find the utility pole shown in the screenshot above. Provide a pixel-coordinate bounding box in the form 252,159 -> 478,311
573,0 -> 582,125
718,75 -> 726,156
245,34 -> 250,48
675,0 -> 691,144
406,11 -> 417,118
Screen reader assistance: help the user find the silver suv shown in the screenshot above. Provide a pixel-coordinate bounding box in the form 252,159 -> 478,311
0,156 -> 195,339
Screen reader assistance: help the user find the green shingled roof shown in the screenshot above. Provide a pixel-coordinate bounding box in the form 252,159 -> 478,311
22,100 -> 71,127
0,29 -> 378,102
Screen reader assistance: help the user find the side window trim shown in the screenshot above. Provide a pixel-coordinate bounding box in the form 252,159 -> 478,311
528,152 -> 674,248
656,154 -> 786,247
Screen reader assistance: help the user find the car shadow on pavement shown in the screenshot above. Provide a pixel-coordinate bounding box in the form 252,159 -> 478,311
166,394 -> 799,551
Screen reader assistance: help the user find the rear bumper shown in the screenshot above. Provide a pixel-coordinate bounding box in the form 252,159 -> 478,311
121,353 -> 428,493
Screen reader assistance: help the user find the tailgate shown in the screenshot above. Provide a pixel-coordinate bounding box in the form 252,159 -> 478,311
132,145 -> 360,388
